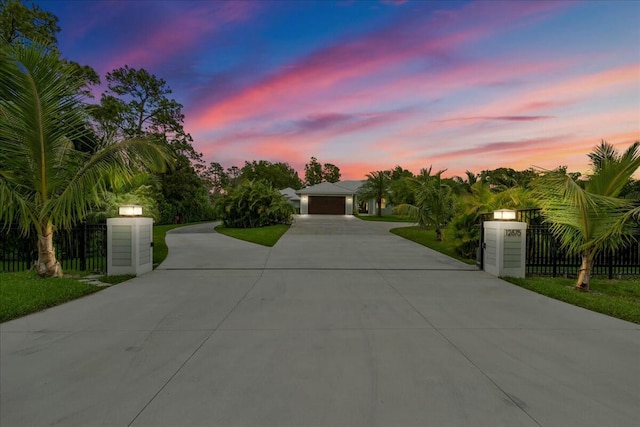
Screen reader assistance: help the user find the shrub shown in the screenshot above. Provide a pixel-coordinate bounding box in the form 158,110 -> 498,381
215,181 -> 294,228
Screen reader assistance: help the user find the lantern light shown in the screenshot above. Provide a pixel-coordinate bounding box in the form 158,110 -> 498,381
493,209 -> 516,220
118,205 -> 143,216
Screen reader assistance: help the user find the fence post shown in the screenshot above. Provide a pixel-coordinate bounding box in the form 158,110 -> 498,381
608,249 -> 614,280
80,223 -> 87,271
551,235 -> 557,278
477,216 -> 484,270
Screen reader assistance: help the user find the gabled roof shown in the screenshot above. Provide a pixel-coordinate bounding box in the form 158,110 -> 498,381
279,187 -> 300,201
334,180 -> 365,192
296,181 -> 358,196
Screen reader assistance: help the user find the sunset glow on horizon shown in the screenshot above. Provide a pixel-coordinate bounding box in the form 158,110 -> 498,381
42,0 -> 639,179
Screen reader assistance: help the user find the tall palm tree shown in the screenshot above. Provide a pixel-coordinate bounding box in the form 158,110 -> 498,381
358,170 -> 391,217
0,42 -> 172,277
533,141 -> 640,291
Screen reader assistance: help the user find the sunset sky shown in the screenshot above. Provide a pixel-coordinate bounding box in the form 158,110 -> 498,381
39,0 -> 639,179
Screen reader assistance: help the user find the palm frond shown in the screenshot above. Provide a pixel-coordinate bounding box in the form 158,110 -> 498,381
1,42 -> 174,232
533,170 -> 637,256
586,141 -> 639,197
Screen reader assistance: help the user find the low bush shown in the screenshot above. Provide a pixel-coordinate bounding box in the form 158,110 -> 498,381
215,181 -> 294,228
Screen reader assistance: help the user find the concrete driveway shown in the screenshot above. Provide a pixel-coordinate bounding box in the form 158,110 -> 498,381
1,215 -> 639,426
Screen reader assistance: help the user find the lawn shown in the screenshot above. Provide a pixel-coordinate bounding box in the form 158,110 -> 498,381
0,220 -> 202,323
356,214 -> 416,223
214,224 -> 290,247
390,226 -> 476,265
0,271 -> 102,323
504,276 -> 640,324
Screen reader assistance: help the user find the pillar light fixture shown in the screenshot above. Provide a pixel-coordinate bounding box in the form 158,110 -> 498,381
493,209 -> 516,220
118,205 -> 143,216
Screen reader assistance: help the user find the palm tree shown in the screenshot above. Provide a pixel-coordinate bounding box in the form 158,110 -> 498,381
358,170 -> 391,217
587,140 -> 618,173
533,141 -> 640,291
396,170 -> 456,241
450,181 -> 534,258
0,42 -> 172,277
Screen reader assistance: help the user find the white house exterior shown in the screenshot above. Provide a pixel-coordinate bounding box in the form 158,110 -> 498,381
296,180 -> 393,215
297,182 -> 359,215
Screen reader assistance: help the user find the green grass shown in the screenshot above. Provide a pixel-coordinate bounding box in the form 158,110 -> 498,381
0,221 -> 213,322
97,274 -> 135,285
356,214 -> 415,222
0,271 -> 102,323
390,224 -> 640,324
214,224 -> 290,247
0,219 -> 201,322
504,276 -> 640,324
390,226 -> 476,264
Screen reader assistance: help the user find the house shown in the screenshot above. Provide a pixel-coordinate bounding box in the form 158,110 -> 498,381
297,182 -> 358,215
296,180 -> 392,215
279,187 -> 301,213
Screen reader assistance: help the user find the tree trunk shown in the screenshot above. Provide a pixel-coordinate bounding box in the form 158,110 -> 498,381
436,227 -> 443,242
376,198 -> 382,217
36,222 -> 62,277
575,249 -> 592,291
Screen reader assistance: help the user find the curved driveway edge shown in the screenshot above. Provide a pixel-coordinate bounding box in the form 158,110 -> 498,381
1,216 -> 639,426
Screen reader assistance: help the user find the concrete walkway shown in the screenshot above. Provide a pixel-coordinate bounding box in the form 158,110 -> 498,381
1,215 -> 639,426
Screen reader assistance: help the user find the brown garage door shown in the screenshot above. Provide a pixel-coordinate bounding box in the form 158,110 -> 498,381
308,196 -> 345,215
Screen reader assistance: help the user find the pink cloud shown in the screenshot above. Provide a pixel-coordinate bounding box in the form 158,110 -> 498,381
101,2 -> 259,73
436,116 -> 554,123
186,1 -> 638,180
187,1 -> 570,134
449,63 -> 640,122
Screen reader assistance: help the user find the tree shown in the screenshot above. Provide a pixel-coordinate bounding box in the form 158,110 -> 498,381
0,42 -> 172,277
322,163 -> 341,183
206,162 -> 229,195
0,0 -> 99,97
226,165 -> 242,187
589,139 -> 640,199
395,170 -> 456,240
240,160 -> 303,190
357,170 -> 391,217
304,156 -> 341,186
304,156 -> 323,186
390,165 -> 414,181
451,170 -> 478,194
159,154 -> 214,223
0,0 -> 59,46
450,182 -> 534,258
89,176 -> 161,222
388,166 -> 415,206
533,141 -> 640,291
479,167 -> 537,191
587,140 -> 618,173
92,66 -> 212,223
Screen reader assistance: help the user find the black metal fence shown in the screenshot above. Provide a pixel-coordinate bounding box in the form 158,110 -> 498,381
1,223 -> 107,273
479,209 -> 640,278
